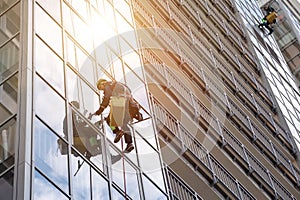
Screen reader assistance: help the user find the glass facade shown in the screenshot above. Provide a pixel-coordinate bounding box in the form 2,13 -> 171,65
1,0 -> 167,199
33,0 -> 167,199
0,0 -> 19,198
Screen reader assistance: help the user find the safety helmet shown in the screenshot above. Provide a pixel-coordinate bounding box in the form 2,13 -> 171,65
96,79 -> 107,90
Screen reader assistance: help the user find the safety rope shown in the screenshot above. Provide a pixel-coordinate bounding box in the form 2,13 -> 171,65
120,137 -> 127,199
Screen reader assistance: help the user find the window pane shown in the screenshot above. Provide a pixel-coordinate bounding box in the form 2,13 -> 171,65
33,170 -> 68,200
142,174 -> 167,200
36,0 -> 61,23
0,169 -> 14,200
35,37 -> 64,96
35,4 -> 62,56
0,36 -> 19,82
71,155 -> 91,200
65,0 -> 88,21
0,73 -> 18,121
135,120 -> 158,150
109,146 -> 141,199
62,3 -> 92,52
111,186 -> 125,200
75,47 -> 96,86
91,169 -> 109,200
0,3 -> 20,44
66,67 -> 99,118
0,118 -> 16,172
34,118 -> 69,192
114,0 -> 132,24
35,75 -> 66,135
115,11 -> 132,34
136,138 -> 165,191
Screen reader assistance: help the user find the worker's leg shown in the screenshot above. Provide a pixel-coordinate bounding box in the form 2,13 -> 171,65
258,18 -> 267,28
265,25 -> 274,35
106,112 -> 124,143
123,103 -> 134,152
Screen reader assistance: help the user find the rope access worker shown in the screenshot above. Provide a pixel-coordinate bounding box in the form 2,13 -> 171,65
258,6 -> 278,36
91,79 -> 143,153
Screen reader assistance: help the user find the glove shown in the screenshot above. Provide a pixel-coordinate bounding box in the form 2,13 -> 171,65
88,113 -> 93,120
95,109 -> 102,115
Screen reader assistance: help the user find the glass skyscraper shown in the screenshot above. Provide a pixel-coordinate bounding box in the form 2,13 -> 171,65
1,0 -> 300,199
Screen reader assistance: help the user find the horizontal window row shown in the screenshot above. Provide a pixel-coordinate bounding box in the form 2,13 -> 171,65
151,97 -> 297,200
143,49 -> 299,191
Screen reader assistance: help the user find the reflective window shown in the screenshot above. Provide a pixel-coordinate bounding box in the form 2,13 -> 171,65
0,36 -> 19,82
136,138 -> 165,190
33,170 -> 68,200
35,37 -> 65,96
35,75 -> 66,135
114,0 -> 133,26
90,0 -> 104,11
111,186 -> 125,200
62,2 -> 92,53
65,0 -> 89,21
142,174 -> 167,200
0,169 -> 13,200
71,154 -> 91,200
103,1 -> 115,30
111,56 -> 123,81
109,147 -> 141,199
66,67 -> 99,117
120,36 -> 138,59
34,118 -> 69,193
115,11 -> 132,34
91,9 -> 116,52
0,0 -> 19,13
0,118 -> 16,172
135,120 -> 158,150
0,3 -> 20,44
91,169 -> 109,200
65,38 -> 96,86
0,73 -> 18,119
36,0 -> 61,23
35,4 -> 62,56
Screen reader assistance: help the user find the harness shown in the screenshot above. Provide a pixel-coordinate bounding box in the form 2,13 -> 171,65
266,11 -> 277,24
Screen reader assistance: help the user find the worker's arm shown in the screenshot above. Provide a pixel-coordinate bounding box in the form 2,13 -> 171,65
94,85 -> 112,115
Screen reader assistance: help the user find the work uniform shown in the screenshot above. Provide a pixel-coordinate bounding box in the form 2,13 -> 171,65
95,81 -> 133,145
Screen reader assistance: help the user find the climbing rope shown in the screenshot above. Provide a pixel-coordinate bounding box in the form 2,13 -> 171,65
120,137 -> 127,199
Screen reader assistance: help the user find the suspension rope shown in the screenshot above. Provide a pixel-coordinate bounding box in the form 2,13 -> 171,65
121,137 -> 127,199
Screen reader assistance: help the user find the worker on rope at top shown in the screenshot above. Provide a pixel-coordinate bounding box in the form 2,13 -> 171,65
258,6 -> 278,36
90,79 -> 143,153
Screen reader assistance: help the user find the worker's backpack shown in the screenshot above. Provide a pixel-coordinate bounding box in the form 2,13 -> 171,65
129,98 -> 143,121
